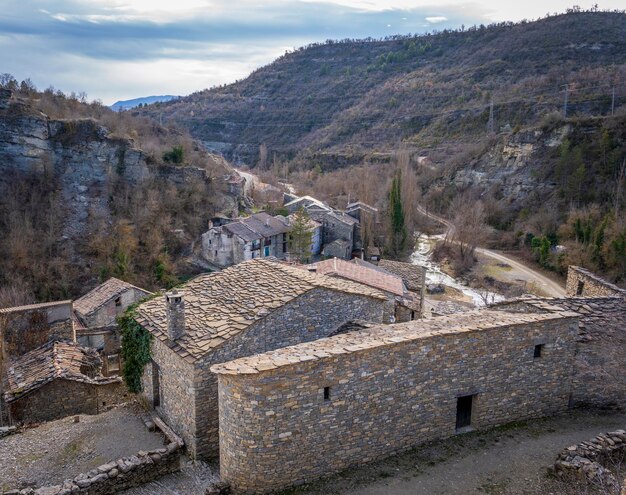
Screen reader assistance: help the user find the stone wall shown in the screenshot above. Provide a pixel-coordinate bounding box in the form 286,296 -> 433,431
0,301 -> 74,359
492,296 -> 626,408
8,378 -> 127,424
4,414 -> 184,495
141,337 -> 197,457
554,429 -> 626,490
190,287 -> 392,459
81,288 -> 148,329
215,312 -> 578,493
566,266 -> 626,298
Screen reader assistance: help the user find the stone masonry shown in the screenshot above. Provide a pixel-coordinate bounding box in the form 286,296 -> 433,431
136,259 -> 392,459
566,265 -> 626,298
213,309 -> 579,493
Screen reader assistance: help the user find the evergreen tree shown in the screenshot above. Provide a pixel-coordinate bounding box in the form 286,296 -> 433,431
388,170 -> 408,256
289,208 -> 313,263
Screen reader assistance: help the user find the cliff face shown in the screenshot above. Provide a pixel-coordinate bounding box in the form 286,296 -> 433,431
0,89 -> 241,297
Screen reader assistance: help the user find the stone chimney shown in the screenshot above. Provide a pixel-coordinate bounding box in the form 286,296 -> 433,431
165,290 -> 185,341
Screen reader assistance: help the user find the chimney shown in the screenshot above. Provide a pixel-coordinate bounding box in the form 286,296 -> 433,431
165,290 -> 185,341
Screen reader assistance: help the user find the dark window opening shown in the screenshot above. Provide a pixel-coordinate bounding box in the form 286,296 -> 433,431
456,395 -> 474,430
576,280 -> 585,296
115,297 -> 121,307
152,360 -> 161,408
102,401 -> 107,406
534,344 -> 544,359
324,386 -> 331,401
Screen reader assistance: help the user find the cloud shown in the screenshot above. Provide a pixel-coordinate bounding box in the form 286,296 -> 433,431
0,0 -> 492,103
425,16 -> 448,23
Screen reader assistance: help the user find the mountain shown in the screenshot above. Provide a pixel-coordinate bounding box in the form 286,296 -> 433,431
135,10 -> 626,283
110,95 -> 179,111
135,11 -> 626,169
0,86 -> 241,303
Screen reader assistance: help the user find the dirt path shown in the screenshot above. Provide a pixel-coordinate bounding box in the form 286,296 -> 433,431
416,205 -> 566,297
0,404 -> 166,492
281,409 -> 625,495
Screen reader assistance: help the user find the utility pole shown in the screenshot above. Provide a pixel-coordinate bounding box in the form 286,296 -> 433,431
611,87 -> 615,116
563,84 -> 569,118
487,98 -> 494,135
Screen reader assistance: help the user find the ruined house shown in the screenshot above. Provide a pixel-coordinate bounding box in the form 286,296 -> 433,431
74,277 -> 150,375
135,258 -> 393,459
201,212 -> 291,267
0,300 -> 76,425
307,257 -> 422,320
3,341 -> 125,424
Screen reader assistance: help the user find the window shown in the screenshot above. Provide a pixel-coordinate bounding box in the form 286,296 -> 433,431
115,297 -> 121,307
576,280 -> 585,296
107,354 -> 120,373
534,344 -> 544,359
264,237 -> 272,246
323,386 -> 331,401
152,360 -> 161,408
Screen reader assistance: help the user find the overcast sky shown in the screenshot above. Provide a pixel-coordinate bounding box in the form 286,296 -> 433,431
1,1 -> 623,104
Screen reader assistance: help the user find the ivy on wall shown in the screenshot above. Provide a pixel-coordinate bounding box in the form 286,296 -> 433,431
118,297 -> 155,393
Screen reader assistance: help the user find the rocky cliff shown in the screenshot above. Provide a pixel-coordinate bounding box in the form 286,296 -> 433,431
0,89 -> 242,298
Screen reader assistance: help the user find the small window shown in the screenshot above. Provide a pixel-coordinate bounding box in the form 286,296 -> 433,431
323,386 -> 331,401
576,280 -> 585,296
534,344 -> 544,359
115,297 -> 121,307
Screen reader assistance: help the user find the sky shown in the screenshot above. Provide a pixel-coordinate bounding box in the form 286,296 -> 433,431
0,1 -> 624,104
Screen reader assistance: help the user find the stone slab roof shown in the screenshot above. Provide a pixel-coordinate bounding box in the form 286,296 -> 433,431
284,196 -> 330,211
570,266 -> 626,295
4,341 -> 121,403
222,212 -> 291,242
308,257 -> 405,297
74,278 -> 149,319
377,259 -> 425,292
0,300 -> 72,314
211,309 -> 578,375
135,259 -> 387,362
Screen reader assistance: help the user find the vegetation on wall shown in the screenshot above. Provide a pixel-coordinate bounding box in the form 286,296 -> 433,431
118,299 -> 155,393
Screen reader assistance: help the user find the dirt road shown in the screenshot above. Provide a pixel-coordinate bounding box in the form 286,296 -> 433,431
281,409 -> 626,495
415,205 -> 566,297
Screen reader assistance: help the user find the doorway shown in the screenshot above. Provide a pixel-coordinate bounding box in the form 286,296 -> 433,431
456,394 -> 474,430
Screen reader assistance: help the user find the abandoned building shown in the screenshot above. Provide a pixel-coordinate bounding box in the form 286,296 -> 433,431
285,194 -> 378,260
74,277 -> 151,375
135,258 -> 394,459
201,212 -> 292,267
205,265 -> 625,493
3,341 -> 125,424
306,257 -> 422,320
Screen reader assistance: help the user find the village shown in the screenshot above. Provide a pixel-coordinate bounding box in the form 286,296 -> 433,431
0,183 -> 625,495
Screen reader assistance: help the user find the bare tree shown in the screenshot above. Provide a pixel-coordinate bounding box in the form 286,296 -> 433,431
449,193 -> 489,273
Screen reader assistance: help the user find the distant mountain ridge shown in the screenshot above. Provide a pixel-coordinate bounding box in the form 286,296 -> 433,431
134,11 -> 626,168
110,95 -> 179,111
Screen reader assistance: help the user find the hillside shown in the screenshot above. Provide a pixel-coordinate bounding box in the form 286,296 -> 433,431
0,84 -> 241,304
137,11 -> 626,168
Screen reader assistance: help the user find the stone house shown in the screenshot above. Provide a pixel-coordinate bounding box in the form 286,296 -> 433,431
201,212 -> 291,267
374,258 -> 426,313
307,257 -> 422,321
214,309 -> 579,493
74,277 -> 151,376
0,300 -> 75,425
135,258 -> 393,459
3,341 -> 125,424
345,201 -> 379,251
287,214 -> 322,258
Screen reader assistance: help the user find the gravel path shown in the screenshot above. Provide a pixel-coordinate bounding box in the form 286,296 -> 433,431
280,409 -> 625,495
0,404 -> 166,492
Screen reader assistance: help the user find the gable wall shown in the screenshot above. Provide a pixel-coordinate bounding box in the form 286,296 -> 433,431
192,288 -> 392,459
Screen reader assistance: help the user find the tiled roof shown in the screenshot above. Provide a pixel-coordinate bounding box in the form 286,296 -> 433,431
325,210 -> 358,226
4,341 -> 120,402
211,309 -> 578,375
377,259 -> 426,292
74,278 -> 149,319
135,259 -> 387,362
346,201 -> 378,213
222,212 -> 291,242
284,196 -> 330,211
309,258 -> 405,296
0,300 -> 72,314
